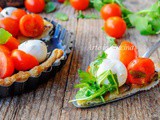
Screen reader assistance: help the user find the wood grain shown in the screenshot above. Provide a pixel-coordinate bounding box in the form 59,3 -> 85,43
0,0 -> 160,120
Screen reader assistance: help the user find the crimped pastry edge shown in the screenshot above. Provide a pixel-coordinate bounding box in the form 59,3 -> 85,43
0,49 -> 64,87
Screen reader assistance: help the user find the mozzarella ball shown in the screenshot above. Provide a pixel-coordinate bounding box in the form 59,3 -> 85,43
18,40 -> 47,63
97,59 -> 127,87
1,7 -> 17,17
105,46 -> 119,60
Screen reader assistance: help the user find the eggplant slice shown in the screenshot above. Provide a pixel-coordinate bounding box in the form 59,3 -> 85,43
0,19 -> 74,97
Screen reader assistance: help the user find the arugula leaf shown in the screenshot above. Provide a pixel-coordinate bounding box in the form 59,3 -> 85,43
0,28 -> 12,44
73,69 -> 119,102
64,0 -> 70,5
55,12 -> 69,21
45,2 -> 56,13
105,35 -> 117,46
129,70 -> 146,78
77,11 -> 100,19
93,0 -> 105,11
89,52 -> 107,76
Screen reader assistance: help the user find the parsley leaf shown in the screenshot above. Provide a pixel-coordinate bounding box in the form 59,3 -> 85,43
45,2 -> 56,13
77,11 -> 100,19
55,12 -> 69,21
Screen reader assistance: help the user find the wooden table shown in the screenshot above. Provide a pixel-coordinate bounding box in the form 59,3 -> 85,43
1,0 -> 160,120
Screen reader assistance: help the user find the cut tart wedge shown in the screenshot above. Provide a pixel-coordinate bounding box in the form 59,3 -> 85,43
71,41 -> 160,108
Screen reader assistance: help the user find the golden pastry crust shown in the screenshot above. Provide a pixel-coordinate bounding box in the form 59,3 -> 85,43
0,49 -> 64,86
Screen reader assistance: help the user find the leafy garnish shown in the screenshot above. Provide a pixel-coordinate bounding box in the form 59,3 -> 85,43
71,69 -> 119,102
129,70 -> 146,78
77,11 -> 100,19
0,28 -> 12,44
45,2 -> 56,13
89,51 -> 107,76
64,0 -> 70,5
128,0 -> 160,35
70,52 -> 119,103
55,12 -> 69,21
105,35 -> 117,46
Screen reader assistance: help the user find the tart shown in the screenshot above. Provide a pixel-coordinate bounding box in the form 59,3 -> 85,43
0,8 -> 73,97
71,41 -> 160,108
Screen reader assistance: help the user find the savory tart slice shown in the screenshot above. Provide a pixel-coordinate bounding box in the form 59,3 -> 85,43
71,41 -> 159,108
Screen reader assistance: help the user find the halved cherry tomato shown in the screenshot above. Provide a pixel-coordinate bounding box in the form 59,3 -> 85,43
70,0 -> 89,10
127,58 -> 155,85
11,9 -> 27,22
0,51 -> 14,79
104,17 -> 126,38
0,45 -> 11,55
25,0 -> 45,13
100,3 -> 122,21
19,14 -> 44,37
119,41 -> 138,67
0,7 -> 2,12
11,50 -> 39,71
0,17 -> 19,37
4,36 -> 20,51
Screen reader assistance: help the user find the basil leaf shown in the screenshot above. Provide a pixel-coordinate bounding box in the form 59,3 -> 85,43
0,28 -> 12,44
129,70 -> 146,78
77,11 -> 100,19
45,2 -> 56,13
55,12 -> 69,21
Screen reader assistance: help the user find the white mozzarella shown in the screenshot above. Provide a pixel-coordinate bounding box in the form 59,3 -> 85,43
97,59 -> 127,87
105,46 -> 119,60
1,7 -> 17,17
18,40 -> 48,63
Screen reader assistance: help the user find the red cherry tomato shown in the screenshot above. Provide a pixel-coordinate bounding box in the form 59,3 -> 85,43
58,0 -> 65,3
0,45 -> 11,55
119,41 -> 138,67
0,51 -> 14,78
11,50 -> 39,71
0,17 -> 19,37
100,3 -> 122,20
25,0 -> 45,13
19,14 -> 44,37
0,7 -> 2,12
4,36 -> 20,51
70,0 -> 89,10
127,58 -> 155,85
104,16 -> 126,38
11,9 -> 27,22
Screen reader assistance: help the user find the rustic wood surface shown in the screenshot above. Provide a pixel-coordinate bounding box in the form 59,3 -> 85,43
1,0 -> 160,120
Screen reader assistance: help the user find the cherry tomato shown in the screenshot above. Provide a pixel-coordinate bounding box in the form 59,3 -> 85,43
19,14 -> 44,37
11,50 -> 39,71
0,51 -> 14,78
25,0 -> 45,13
58,0 -> 65,3
0,17 -> 19,37
4,36 -> 20,51
11,9 -> 27,22
86,66 -> 90,72
0,7 -> 2,12
104,17 -> 126,38
119,41 -> 138,67
0,45 -> 11,55
70,0 -> 89,10
127,58 -> 155,85
100,3 -> 122,21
